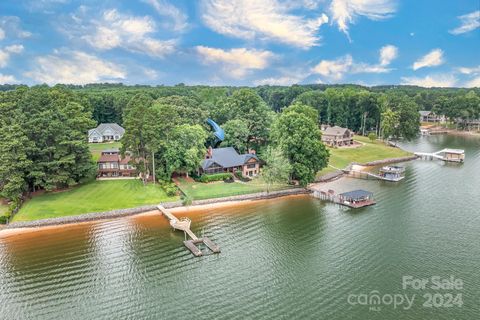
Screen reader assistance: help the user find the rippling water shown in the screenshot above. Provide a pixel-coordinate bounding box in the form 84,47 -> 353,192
1,135 -> 479,319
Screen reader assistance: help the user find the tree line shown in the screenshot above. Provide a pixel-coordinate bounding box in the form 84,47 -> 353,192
1,83 -> 479,205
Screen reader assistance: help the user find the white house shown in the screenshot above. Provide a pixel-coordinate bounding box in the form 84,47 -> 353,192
88,123 -> 125,143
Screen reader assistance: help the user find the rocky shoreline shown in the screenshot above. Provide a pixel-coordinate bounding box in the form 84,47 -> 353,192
4,188 -> 310,230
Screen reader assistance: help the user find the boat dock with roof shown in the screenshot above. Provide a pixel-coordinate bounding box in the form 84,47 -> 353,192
415,148 -> 465,163
312,189 -> 376,208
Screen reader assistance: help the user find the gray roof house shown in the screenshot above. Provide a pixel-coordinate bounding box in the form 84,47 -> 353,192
200,147 -> 260,177
88,123 -> 125,143
321,126 -> 354,147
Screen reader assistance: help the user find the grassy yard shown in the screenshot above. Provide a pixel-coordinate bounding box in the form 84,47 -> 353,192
13,180 -> 178,222
317,135 -> 412,177
89,142 -> 122,161
177,177 -> 290,200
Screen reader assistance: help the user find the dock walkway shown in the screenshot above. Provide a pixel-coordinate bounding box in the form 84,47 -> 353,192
157,205 -> 220,257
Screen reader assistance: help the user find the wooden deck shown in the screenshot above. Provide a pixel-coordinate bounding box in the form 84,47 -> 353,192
157,205 -> 220,256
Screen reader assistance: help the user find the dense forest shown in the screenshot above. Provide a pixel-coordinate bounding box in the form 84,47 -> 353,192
0,83 -> 479,205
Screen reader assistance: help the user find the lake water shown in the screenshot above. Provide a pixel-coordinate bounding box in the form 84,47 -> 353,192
1,134 -> 479,319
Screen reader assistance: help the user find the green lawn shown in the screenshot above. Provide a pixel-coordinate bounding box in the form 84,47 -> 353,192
14,180 -> 178,222
177,177 -> 290,200
89,142 -> 122,161
317,135 -> 412,177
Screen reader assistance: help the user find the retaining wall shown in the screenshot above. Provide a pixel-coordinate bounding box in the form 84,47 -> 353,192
5,188 -> 310,229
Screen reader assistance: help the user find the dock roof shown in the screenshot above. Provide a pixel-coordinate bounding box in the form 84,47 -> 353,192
439,148 -> 464,154
339,190 -> 373,200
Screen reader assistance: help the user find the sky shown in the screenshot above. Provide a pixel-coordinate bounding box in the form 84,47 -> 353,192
0,0 -> 479,87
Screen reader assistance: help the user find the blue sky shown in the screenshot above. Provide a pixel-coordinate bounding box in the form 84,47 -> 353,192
0,0 -> 478,87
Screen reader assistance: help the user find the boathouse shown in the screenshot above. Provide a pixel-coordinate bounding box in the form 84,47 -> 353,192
378,166 -> 405,182
338,190 -> 375,208
439,149 -> 465,162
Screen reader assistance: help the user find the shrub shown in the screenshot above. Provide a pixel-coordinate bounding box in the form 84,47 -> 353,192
224,176 -> 234,183
234,170 -> 251,182
368,132 -> 377,142
0,212 -> 11,224
197,173 -> 233,183
160,182 -> 178,197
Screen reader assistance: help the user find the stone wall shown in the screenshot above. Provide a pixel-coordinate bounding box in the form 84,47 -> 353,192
5,188 -> 310,229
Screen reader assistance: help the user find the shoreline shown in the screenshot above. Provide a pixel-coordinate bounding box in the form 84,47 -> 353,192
0,188 -> 309,237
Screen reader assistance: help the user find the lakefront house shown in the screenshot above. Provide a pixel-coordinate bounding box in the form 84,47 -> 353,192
97,148 -> 136,178
321,126 -> 354,147
88,123 -> 125,143
419,111 -> 446,123
200,147 -> 260,177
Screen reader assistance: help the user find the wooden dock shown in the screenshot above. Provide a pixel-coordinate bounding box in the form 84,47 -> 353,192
343,164 -> 405,182
157,205 -> 220,257
414,148 -> 465,163
345,169 -> 404,182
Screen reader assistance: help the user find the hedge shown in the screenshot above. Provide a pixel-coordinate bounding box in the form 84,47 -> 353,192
197,173 -> 233,183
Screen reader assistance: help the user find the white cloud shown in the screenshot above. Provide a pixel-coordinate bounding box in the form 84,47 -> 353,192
0,51 -> 8,68
312,45 -> 397,80
465,76 -> 480,88
457,65 -> 480,75
0,44 -> 24,68
0,16 -> 31,38
200,0 -> 329,48
401,74 -> 457,88
329,0 -> 397,36
0,28 -> 4,40
0,73 -> 17,84
449,11 -> 480,35
25,50 -> 126,85
456,65 -> 480,87
64,9 -> 176,58
379,44 -> 398,66
5,44 -> 24,54
254,75 -> 303,86
412,49 -> 444,70
143,0 -> 189,32
312,55 -> 354,80
196,46 -> 275,78
143,68 -> 160,80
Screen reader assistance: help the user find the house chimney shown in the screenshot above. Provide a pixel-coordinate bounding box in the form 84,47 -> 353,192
248,148 -> 256,155
206,146 -> 213,159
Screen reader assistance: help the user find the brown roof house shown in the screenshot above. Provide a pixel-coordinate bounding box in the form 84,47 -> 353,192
97,148 -> 136,178
200,147 -> 260,177
321,126 -> 354,147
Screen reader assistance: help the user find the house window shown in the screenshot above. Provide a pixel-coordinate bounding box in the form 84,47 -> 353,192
247,163 -> 256,169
